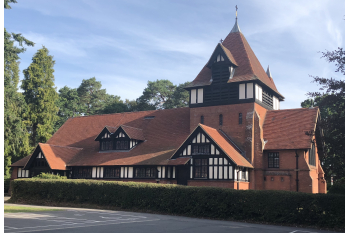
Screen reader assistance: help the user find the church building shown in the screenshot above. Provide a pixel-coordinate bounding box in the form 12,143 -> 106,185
10,13 -> 327,193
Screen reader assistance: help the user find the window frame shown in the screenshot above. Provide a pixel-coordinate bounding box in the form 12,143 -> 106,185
194,158 -> 208,179
268,152 -> 279,168
309,143 -> 316,166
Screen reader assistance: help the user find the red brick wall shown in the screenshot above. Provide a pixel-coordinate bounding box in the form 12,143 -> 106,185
187,180 -> 249,190
11,167 -> 18,180
190,103 -> 255,146
265,175 -> 291,191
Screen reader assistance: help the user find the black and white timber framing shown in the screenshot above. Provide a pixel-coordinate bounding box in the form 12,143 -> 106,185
171,125 -> 249,181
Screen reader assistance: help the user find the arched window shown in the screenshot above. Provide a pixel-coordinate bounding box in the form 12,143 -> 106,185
219,114 -> 223,126
200,115 -> 204,124
239,113 -> 242,124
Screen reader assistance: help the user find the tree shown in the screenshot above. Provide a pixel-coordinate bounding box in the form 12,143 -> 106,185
4,0 -> 34,176
301,47 -> 345,182
55,86 -> 80,130
77,77 -> 108,115
100,94 -> 128,114
137,80 -> 189,110
22,46 -> 59,147
164,82 -> 190,109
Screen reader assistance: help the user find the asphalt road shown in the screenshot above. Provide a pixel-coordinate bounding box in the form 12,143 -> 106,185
4,204 -> 339,233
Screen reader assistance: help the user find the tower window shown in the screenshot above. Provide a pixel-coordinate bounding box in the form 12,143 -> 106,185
219,114 -> 223,126
200,115 -> 204,124
239,113 -> 242,124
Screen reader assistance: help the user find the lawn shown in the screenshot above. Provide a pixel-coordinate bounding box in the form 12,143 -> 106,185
4,205 -> 62,213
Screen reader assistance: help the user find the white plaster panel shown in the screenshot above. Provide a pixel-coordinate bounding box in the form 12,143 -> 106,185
100,167 -> 104,178
128,167 -> 133,178
224,166 -> 228,179
197,88 -> 203,103
246,83 -> 253,98
197,133 -> 201,143
239,83 -> 245,99
209,158 -> 213,165
92,167 -> 96,178
229,166 -> 233,179
187,145 -> 191,155
121,167 -> 124,178
214,166 -> 218,179
162,166 -> 165,178
224,158 -> 228,165
214,158 -> 218,165
218,167 -> 223,179
191,89 -> 197,104
209,166 -> 213,179
190,166 -> 193,179
173,166 -> 176,178
211,144 -> 215,155
183,148 -> 187,156
216,149 -> 220,155
201,134 -> 205,143
18,168 -> 21,178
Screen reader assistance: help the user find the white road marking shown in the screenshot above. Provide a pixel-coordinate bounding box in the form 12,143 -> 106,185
5,218 -> 160,233
289,231 -> 319,233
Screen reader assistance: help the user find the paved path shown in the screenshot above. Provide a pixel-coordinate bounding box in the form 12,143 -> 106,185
4,203 -> 341,233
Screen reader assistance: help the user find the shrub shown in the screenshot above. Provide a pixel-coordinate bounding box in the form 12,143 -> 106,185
31,173 -> 67,180
10,179 -> 344,229
4,175 -> 11,193
328,178 -> 345,195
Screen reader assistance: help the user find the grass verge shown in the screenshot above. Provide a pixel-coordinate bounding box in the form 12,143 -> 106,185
4,205 -> 61,213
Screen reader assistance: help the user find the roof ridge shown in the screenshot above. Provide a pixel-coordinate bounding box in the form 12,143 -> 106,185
267,107 -> 319,112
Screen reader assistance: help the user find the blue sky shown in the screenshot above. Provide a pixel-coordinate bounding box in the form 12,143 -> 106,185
4,0 -> 345,109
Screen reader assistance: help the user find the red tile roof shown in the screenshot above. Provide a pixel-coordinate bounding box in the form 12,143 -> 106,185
263,108 -> 319,150
36,143 -> 83,170
188,31 -> 283,97
120,125 -> 145,141
10,156 -> 30,167
44,108 -> 190,167
199,124 -> 253,168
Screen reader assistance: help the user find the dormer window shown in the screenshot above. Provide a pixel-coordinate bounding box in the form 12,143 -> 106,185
95,125 -> 145,152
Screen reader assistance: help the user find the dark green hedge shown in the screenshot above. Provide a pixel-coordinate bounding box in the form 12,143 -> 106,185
11,179 -> 344,229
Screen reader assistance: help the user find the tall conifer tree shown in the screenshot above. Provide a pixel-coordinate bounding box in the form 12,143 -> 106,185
22,46 -> 59,147
4,0 -> 34,176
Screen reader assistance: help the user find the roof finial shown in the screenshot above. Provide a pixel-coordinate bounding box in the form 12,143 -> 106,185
236,5 -> 238,19
230,5 -> 241,33
266,65 -> 272,78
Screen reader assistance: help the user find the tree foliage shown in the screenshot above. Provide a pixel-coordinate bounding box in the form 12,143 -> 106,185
22,46 -> 59,147
301,47 -> 345,182
4,1 -> 34,176
137,79 -> 189,110
77,77 -> 108,115
55,86 -> 80,130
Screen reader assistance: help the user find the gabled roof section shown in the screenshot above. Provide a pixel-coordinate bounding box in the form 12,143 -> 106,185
263,107 -> 319,150
120,125 -> 145,141
95,126 -> 117,141
206,43 -> 238,68
199,124 -> 253,168
187,24 -> 283,99
42,108 -> 190,166
10,156 -> 30,167
23,143 -> 83,170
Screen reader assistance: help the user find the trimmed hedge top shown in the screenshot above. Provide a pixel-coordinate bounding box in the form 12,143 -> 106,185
11,179 -> 344,230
